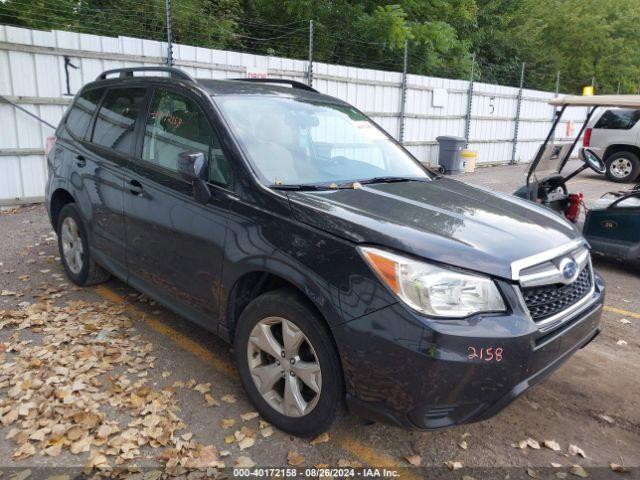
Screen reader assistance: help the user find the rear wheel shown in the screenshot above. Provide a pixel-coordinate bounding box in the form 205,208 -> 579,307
234,288 -> 342,437
605,151 -> 640,183
57,203 -> 110,286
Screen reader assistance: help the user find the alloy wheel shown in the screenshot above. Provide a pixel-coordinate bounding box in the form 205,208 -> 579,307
247,316 -> 322,417
60,216 -> 84,274
610,158 -> 633,179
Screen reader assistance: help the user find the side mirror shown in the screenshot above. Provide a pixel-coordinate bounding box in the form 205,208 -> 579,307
580,148 -> 606,175
177,151 -> 211,204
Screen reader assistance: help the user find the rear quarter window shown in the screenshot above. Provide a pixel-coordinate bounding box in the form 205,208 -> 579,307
594,109 -> 640,130
65,88 -> 104,139
91,87 -> 147,155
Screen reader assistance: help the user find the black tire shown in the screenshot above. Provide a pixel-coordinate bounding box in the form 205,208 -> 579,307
234,288 -> 343,437
56,203 -> 110,286
605,151 -> 640,183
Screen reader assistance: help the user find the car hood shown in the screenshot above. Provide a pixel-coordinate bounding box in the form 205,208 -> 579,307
287,178 -> 582,280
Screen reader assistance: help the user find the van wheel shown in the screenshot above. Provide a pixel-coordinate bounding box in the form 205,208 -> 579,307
57,203 -> 110,286
234,288 -> 342,437
605,152 -> 640,183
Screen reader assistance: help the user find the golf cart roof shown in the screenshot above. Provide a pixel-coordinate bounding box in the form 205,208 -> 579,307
549,95 -> 640,108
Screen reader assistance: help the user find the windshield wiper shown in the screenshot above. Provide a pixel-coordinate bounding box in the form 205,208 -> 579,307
271,183 -> 335,191
355,176 -> 430,185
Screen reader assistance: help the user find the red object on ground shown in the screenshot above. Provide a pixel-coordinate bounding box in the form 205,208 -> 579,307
44,135 -> 57,157
566,192 -> 583,223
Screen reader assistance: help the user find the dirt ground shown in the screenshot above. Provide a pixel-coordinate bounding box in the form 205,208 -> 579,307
0,162 -> 639,479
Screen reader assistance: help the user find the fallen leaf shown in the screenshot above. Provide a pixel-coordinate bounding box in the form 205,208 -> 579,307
238,437 -> 255,450
404,455 -> 421,466
194,383 -> 211,394
221,394 -> 236,404
240,411 -> 259,422
310,432 -> 329,445
597,414 -> 614,424
459,440 -> 468,450
527,467 -> 539,479
221,418 -> 236,429
445,461 -> 463,471
610,463 -> 629,473
204,394 -> 219,406
616,340 -> 628,346
619,318 -> 631,324
84,449 -> 110,474
288,451 -> 305,466
527,438 -> 541,450
551,462 -> 564,468
14,442 -> 36,460
569,465 -> 588,477
544,440 -> 562,451
260,426 -> 274,438
235,456 -> 256,468
569,445 -> 587,458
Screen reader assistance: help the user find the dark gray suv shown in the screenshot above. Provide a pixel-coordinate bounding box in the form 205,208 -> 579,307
45,67 -> 604,437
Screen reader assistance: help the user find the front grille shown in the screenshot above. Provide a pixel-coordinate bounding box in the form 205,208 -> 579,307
521,265 -> 592,321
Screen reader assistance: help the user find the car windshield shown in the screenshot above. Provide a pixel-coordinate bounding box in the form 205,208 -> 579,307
215,95 -> 430,186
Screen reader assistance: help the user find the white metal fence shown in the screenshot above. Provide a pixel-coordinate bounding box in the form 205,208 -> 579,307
0,25 -> 589,205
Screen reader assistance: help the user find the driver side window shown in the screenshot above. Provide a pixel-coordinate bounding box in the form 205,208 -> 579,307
142,89 -> 231,186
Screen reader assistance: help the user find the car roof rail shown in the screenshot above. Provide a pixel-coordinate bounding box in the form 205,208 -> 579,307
230,77 -> 318,92
96,66 -> 195,82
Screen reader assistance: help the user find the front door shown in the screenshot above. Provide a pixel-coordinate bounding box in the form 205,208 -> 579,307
123,86 -> 233,329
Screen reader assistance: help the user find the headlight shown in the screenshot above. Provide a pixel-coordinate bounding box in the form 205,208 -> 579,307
358,246 -> 506,317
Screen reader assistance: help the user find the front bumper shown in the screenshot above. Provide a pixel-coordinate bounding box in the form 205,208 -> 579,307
334,275 -> 604,430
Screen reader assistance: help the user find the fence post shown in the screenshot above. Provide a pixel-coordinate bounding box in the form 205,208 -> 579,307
511,62 -> 525,165
165,0 -> 174,66
307,20 -> 314,87
398,39 -> 408,144
550,70 -> 560,141
464,53 -> 475,148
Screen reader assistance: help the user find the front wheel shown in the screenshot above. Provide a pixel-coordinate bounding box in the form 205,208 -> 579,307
234,288 -> 343,437
605,152 -> 640,183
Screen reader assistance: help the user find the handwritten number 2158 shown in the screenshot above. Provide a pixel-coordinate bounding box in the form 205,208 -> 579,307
468,346 -> 503,362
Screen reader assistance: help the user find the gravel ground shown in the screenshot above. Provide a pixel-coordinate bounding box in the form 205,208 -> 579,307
0,162 -> 638,478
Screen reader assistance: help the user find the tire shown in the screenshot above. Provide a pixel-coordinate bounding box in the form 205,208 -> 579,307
234,288 -> 343,437
56,203 -> 110,286
605,151 -> 640,183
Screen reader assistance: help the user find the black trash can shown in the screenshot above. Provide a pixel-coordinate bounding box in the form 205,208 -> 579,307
436,136 -> 466,174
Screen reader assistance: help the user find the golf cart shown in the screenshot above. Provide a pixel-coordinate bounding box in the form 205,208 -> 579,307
514,95 -> 640,261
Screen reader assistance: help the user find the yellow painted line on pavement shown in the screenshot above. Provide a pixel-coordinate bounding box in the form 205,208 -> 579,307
604,305 -> 640,319
94,284 -> 412,471
94,285 -> 238,379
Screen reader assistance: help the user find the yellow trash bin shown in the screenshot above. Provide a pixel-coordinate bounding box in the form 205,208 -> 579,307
461,150 -> 477,173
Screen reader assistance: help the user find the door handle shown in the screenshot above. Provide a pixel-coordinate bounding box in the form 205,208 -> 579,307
75,155 -> 86,167
128,179 -> 144,196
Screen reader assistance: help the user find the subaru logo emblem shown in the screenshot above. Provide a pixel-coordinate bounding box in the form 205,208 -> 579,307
560,259 -> 578,281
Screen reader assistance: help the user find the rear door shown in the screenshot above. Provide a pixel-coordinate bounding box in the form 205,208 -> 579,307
590,108 -> 640,158
82,86 -> 148,278
123,85 -> 233,330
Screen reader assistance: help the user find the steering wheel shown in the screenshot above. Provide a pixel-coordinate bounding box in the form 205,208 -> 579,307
581,148 -> 606,174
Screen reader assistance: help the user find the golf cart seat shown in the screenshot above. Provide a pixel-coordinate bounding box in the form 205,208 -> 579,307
583,185 -> 640,260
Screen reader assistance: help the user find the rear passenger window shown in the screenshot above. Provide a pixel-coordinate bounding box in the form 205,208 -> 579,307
65,88 -> 104,139
142,88 -> 231,186
594,109 -> 640,130
91,87 -> 146,154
